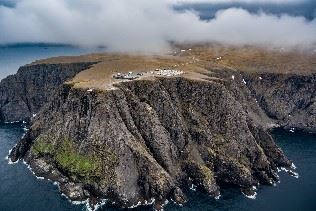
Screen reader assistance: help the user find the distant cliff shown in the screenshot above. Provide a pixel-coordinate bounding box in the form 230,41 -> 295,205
0,62 -> 96,122
244,73 -> 316,133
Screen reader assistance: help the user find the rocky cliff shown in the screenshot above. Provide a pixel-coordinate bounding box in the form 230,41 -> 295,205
0,62 -> 96,123
8,63 -> 314,209
243,73 -> 316,133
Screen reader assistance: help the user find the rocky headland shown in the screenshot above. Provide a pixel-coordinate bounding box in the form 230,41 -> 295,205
5,45 -> 316,210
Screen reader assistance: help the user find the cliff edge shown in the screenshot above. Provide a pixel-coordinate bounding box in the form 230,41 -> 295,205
6,45 -> 316,210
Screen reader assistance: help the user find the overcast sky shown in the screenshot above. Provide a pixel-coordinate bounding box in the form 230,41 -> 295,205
0,0 -> 315,53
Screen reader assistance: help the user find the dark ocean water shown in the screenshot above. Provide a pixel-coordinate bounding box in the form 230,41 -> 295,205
1,123 -> 315,211
0,44 -> 104,80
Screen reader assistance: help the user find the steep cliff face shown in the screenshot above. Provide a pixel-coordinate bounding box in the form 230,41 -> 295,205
243,73 -> 316,132
0,62 -> 96,123
4,53 -> 315,209
10,71 -> 295,209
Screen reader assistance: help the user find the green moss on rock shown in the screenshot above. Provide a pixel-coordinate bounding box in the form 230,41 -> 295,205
31,135 -> 118,184
55,138 -> 100,178
31,135 -> 55,156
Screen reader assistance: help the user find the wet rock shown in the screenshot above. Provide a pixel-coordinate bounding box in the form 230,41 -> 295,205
171,187 -> 187,204
59,182 -> 86,201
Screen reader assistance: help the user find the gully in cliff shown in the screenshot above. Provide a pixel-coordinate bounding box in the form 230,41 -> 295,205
5,46 -> 315,210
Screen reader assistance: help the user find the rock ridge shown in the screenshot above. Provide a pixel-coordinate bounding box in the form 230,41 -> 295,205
0,62 -> 96,123
9,67 -> 306,209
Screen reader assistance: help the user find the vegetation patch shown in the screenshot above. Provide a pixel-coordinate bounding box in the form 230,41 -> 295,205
55,138 -> 101,179
31,135 -> 55,156
31,135 -> 118,184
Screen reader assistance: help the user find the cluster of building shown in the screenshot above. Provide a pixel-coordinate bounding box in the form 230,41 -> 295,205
153,69 -> 184,77
113,68 -> 184,80
113,72 -> 143,80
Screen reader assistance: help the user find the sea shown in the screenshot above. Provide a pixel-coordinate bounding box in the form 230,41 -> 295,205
0,45 -> 316,211
0,44 -> 105,80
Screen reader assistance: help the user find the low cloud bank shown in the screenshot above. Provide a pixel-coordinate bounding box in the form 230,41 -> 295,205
0,0 -> 315,53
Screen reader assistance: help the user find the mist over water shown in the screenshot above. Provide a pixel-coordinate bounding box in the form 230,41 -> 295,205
0,0 -> 315,52
175,0 -> 316,21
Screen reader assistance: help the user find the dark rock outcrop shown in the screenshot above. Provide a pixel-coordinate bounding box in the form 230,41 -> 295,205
7,61 -> 316,209
10,72 -> 294,209
0,62 -> 96,123
243,73 -> 316,132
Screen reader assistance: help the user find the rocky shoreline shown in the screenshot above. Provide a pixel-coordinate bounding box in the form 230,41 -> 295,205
4,60 -> 315,210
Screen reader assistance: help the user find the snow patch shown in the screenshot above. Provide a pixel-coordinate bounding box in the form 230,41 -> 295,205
190,184 -> 197,191
242,78 -> 247,84
87,89 -> 93,92
231,75 -> 235,80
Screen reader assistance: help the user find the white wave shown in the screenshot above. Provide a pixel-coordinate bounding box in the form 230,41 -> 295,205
7,147 -> 19,164
243,191 -> 257,199
280,166 -> 300,178
129,201 -> 142,209
8,159 -> 19,165
214,194 -> 221,200
4,121 -> 20,124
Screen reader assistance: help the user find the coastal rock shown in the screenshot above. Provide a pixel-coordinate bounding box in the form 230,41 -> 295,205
3,46 -> 314,210
0,62 -> 96,123
10,72 -> 295,209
